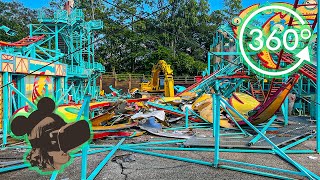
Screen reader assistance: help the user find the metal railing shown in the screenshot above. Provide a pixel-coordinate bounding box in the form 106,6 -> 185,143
54,10 -> 68,23
102,73 -> 197,84
88,20 -> 103,30
70,9 -> 84,24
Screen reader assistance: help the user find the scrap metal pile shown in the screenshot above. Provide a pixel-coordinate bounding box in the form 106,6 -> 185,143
91,72 -> 300,140
92,85 -> 254,140
92,89 -> 211,140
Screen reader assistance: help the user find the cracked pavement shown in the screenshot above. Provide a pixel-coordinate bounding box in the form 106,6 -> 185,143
0,136 -> 320,180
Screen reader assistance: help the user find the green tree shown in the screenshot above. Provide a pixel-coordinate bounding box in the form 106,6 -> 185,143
147,0 -> 220,75
0,0 -> 237,76
223,0 -> 242,21
0,1 -> 37,42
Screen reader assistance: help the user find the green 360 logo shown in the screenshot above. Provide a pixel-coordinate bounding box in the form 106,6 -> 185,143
239,5 -> 313,77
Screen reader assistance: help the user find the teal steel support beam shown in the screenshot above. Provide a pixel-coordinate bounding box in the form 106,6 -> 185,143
11,95 -> 17,112
80,29 -> 83,65
212,93 -> 216,137
82,79 -> 91,100
9,84 -> 37,110
248,115 -> 277,146
187,108 -> 210,123
29,24 -> 32,37
87,33 -> 91,69
76,95 -> 90,121
307,78 -> 311,94
185,107 -> 189,128
50,171 -> 58,180
19,77 -> 26,107
221,105 -> 249,136
64,77 -> 68,103
213,94 -> 220,167
220,159 -> 303,176
80,82 -> 84,102
55,77 -> 61,102
0,164 -> 29,173
220,98 -> 318,179
224,79 -> 244,98
79,95 -> 91,180
2,72 -> 9,146
87,138 -> 125,180
71,28 -> 74,72
125,146 -> 314,154
91,34 -> 95,68
316,1 -> 320,153
55,25 -> 58,54
74,83 -> 82,103
281,104 -> 287,125
281,134 -> 315,151
207,52 -> 211,74
29,25 -> 36,58
57,83 -> 74,105
120,147 -> 212,166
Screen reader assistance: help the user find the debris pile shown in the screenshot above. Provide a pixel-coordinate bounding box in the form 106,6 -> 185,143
92,88 -> 221,140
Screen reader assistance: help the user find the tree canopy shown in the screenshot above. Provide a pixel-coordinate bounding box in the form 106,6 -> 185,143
0,0 -> 242,76
0,1 -> 37,42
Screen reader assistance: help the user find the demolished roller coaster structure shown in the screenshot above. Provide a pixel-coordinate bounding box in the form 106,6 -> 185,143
0,0 -> 319,179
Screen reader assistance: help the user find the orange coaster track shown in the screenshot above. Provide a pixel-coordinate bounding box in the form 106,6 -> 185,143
0,35 -> 45,47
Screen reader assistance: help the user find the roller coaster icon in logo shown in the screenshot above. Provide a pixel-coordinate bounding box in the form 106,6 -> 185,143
238,4 -> 313,78
10,97 -> 91,174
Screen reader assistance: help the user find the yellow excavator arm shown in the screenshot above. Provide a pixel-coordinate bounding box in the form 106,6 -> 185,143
140,60 -> 175,97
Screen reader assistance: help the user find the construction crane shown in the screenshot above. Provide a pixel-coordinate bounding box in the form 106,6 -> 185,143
140,60 -> 175,97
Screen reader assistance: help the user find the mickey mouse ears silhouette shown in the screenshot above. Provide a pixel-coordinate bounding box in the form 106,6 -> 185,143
10,97 -> 91,172
11,97 -> 57,136
12,97 -> 90,152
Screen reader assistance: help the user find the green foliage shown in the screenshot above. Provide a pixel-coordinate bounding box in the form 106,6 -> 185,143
95,0 -> 223,76
149,46 -> 206,75
223,0 -> 242,21
0,0 -> 241,76
0,1 -> 37,42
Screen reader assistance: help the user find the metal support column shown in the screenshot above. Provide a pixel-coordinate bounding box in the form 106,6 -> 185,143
55,25 -> 59,54
2,72 -> 9,146
80,95 -> 91,179
207,53 -> 211,75
19,77 -> 26,107
185,107 -> 189,128
64,77 -> 68,104
87,33 -> 91,69
55,77 -> 61,102
213,94 -> 220,167
212,93 -> 216,136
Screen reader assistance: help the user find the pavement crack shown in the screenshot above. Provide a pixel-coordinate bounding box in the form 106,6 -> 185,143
112,154 -> 135,180
112,159 -> 129,180
120,161 -> 128,180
